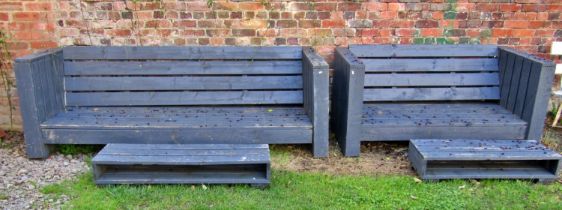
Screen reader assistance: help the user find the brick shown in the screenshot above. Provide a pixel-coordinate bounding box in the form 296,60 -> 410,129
232,29 -> 256,36
239,2 -> 264,10
492,29 -> 512,37
415,20 -> 438,28
338,2 -> 361,11
205,29 -> 229,37
420,28 -> 442,36
444,29 -> 466,37
24,2 -> 52,11
0,2 -> 23,11
299,20 -> 320,28
13,12 -> 46,22
348,20 -> 372,28
276,20 -> 297,28
504,20 -> 529,29
395,28 -> 417,37
322,19 -> 346,28
315,3 -> 337,11
0,13 -> 8,21
176,20 -> 196,28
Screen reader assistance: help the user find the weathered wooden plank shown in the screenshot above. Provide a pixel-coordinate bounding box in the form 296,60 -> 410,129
362,116 -> 526,126
363,58 -> 498,72
506,56 -> 524,111
102,143 -> 269,151
302,47 -> 329,157
63,46 -> 302,60
513,59 -> 532,116
61,107 -> 309,118
64,61 -> 302,76
349,45 -> 498,58
363,87 -> 500,101
363,103 -> 513,114
66,90 -> 304,106
364,73 -> 500,87
43,128 -> 312,144
362,125 -> 527,141
41,114 -> 313,129
332,47 -> 365,156
365,112 -> 522,121
499,52 -> 517,107
65,76 -> 303,91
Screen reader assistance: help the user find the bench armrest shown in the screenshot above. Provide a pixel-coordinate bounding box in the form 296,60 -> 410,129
14,48 -> 65,158
302,47 -> 329,157
498,47 -> 555,140
331,47 -> 365,156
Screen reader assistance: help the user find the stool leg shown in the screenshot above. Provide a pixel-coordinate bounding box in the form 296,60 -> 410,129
551,104 -> 562,127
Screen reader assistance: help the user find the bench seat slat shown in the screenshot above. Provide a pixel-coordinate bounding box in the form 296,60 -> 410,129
66,91 -> 304,106
65,76 -> 303,91
41,107 -> 312,129
63,107 -> 308,117
42,128 -> 312,144
363,87 -> 500,101
364,73 -> 499,87
64,61 -> 302,76
363,58 -> 498,72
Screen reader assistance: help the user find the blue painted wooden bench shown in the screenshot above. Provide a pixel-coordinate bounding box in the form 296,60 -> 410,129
333,45 -> 555,156
14,46 -> 329,158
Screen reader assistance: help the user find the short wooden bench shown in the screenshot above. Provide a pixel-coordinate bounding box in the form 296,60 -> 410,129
14,46 -> 329,158
408,139 -> 561,182
92,144 -> 270,186
333,45 -> 555,156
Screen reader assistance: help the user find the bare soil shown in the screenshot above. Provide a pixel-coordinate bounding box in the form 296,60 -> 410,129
271,138 -> 415,176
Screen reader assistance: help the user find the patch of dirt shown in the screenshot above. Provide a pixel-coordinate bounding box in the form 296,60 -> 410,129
271,138 -> 415,176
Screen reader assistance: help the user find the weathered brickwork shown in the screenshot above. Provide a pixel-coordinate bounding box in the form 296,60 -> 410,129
0,0 -> 561,129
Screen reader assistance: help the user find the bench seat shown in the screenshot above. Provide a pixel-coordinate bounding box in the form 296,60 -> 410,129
15,46 -> 329,158
40,107 -> 313,144
362,103 -> 527,140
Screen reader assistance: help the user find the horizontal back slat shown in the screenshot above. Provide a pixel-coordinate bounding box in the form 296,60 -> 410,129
363,58 -> 498,72
61,46 -> 305,107
64,61 -> 302,76
66,91 -> 303,106
363,87 -> 500,101
349,45 -> 498,58
65,76 -> 303,91
63,46 -> 302,60
353,45 -> 500,102
364,73 -> 499,87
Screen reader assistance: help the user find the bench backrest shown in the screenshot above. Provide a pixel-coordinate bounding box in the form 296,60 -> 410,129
349,45 -> 501,102
62,46 -> 304,107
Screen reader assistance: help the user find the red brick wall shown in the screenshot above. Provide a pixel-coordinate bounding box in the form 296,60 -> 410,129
1,0 -> 561,130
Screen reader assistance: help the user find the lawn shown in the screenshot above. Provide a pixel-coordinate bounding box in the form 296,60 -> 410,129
40,144 -> 562,210
41,170 -> 561,210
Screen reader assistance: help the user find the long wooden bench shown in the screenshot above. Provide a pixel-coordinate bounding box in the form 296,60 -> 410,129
333,45 -> 555,156
15,46 -> 329,158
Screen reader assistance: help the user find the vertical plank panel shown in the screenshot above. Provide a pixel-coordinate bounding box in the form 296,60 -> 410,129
500,52 -> 516,107
513,59 -> 532,116
506,56 -> 524,111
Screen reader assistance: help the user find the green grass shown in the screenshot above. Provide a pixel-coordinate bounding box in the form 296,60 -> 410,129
41,171 -> 561,210
54,145 -> 103,156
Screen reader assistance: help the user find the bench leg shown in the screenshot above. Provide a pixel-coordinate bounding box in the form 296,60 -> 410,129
25,138 -> 51,159
23,129 -> 50,159
338,135 -> 360,157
